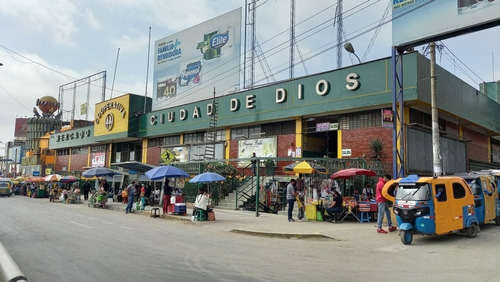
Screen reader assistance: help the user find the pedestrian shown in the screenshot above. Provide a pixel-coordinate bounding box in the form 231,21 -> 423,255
286,179 -> 297,222
140,183 -> 146,210
326,190 -> 343,223
121,186 -> 128,204
103,180 -> 110,193
125,181 -> 136,214
162,179 -> 172,215
376,174 -> 397,234
251,152 -> 257,176
82,180 -> 91,201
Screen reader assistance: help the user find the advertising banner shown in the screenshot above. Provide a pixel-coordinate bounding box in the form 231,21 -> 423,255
92,152 -> 105,167
393,0 -> 500,47
153,8 -> 241,110
238,137 -> 277,167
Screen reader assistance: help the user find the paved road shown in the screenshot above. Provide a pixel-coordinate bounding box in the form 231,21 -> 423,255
1,196 -> 499,281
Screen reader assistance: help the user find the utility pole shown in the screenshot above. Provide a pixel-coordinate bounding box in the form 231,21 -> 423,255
430,42 -> 442,177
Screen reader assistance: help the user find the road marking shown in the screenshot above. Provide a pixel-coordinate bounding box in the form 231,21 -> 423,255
69,221 -> 92,229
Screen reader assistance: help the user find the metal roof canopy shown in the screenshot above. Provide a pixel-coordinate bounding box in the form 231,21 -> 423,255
111,161 -> 156,173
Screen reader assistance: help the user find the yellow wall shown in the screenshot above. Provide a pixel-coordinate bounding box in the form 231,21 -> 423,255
94,95 -> 130,136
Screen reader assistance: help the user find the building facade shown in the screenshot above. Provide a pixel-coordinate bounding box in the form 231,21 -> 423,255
48,52 -> 500,176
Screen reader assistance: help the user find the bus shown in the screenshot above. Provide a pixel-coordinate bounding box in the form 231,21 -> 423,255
0,177 -> 12,197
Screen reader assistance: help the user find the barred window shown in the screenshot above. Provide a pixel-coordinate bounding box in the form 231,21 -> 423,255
71,147 -> 88,155
91,145 -> 107,153
184,132 -> 205,144
215,129 -> 226,142
409,108 -> 446,131
113,142 -> 142,162
57,149 -> 70,156
148,135 -> 181,147
339,110 -> 382,129
262,121 -> 295,136
232,121 -> 294,140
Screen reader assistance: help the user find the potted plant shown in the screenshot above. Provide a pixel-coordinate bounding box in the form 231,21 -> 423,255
263,159 -> 276,176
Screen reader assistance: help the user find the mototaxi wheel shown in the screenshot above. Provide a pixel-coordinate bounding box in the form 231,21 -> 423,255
466,223 -> 479,238
495,216 -> 500,226
400,230 -> 413,245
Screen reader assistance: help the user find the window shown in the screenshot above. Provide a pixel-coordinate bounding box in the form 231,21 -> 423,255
184,132 -> 205,144
435,184 -> 447,202
57,149 -> 70,156
148,135 -> 180,147
91,145 -> 107,153
452,182 -> 466,199
409,108 -> 446,131
71,147 -> 87,155
339,110 -> 381,129
215,129 -> 226,142
113,142 -> 142,162
231,121 -> 295,140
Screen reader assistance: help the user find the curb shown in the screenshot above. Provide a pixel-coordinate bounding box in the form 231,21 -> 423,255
229,229 -> 336,240
0,240 -> 27,282
107,205 -> 192,222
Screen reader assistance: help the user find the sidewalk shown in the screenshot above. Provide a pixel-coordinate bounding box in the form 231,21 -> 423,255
103,200 -> 384,241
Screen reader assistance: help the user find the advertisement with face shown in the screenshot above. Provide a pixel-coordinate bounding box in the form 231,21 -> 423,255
153,8 -> 241,111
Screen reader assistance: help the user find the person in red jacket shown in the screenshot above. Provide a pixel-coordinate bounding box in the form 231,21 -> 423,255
376,174 -> 397,234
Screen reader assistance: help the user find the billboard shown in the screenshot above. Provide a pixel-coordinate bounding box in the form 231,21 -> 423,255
393,0 -> 500,48
152,8 -> 241,111
14,118 -> 28,138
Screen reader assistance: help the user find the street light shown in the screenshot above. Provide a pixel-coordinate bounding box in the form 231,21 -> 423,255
343,42 -> 361,64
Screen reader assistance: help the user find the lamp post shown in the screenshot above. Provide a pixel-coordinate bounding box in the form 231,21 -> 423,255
343,42 -> 361,64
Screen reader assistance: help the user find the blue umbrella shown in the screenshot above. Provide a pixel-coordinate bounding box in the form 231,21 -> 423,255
82,167 -> 118,178
189,172 -> 226,183
145,166 -> 189,181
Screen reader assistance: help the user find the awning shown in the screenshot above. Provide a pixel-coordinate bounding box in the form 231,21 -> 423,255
111,161 -> 157,173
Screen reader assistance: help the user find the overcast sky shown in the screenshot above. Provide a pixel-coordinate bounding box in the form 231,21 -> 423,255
0,0 -> 499,148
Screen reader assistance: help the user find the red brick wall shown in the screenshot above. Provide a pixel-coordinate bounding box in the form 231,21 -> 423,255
341,127 -> 393,174
70,153 -> 88,171
463,127 -> 489,162
55,155 -> 69,172
147,146 -> 161,166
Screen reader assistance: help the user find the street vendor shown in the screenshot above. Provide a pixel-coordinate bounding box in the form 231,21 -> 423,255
192,187 -> 210,221
326,190 -> 343,223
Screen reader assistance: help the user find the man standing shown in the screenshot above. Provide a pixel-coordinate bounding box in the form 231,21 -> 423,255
251,153 -> 257,176
82,180 -> 91,201
376,174 -> 397,233
162,179 -> 172,215
286,179 -> 297,222
125,181 -> 136,214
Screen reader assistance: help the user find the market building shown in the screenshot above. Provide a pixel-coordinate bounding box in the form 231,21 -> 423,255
47,52 -> 500,177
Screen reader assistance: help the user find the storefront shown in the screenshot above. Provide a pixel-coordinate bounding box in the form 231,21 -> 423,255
49,52 -> 500,175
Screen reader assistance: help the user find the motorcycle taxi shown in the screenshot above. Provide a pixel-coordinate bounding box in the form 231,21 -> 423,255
382,174 -> 478,245
456,173 -> 500,225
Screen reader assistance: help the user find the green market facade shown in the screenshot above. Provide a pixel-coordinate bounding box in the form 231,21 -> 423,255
49,52 -> 500,176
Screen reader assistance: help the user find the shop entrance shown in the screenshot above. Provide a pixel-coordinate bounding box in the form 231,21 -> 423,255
302,118 -> 338,158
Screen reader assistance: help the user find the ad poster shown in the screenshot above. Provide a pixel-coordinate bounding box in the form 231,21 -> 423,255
92,152 -> 105,167
153,8 -> 241,110
238,137 -> 277,167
